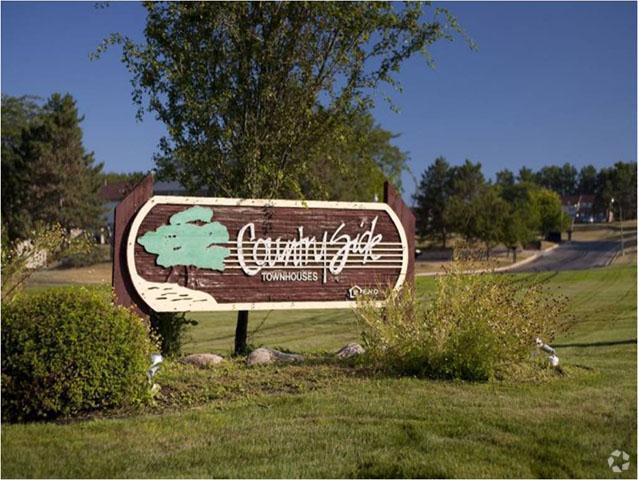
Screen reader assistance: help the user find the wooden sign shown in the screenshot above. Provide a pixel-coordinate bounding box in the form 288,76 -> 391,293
113,176 -> 415,314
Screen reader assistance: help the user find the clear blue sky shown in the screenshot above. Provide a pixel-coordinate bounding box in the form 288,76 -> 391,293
2,1 -> 636,201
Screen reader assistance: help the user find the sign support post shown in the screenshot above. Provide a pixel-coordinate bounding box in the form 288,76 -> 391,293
235,310 -> 249,355
383,180 -> 415,285
112,174 -> 154,318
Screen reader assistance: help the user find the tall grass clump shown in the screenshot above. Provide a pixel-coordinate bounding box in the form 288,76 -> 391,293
356,257 -> 565,381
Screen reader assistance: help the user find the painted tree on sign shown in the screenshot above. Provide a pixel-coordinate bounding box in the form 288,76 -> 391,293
138,206 -> 230,288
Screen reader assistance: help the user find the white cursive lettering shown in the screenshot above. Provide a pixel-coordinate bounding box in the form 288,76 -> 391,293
236,217 -> 384,283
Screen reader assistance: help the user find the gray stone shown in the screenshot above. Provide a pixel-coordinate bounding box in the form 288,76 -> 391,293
180,353 -> 224,368
247,347 -> 304,366
336,342 -> 365,359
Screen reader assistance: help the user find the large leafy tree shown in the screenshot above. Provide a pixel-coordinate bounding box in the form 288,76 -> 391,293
498,182 -> 542,258
100,1 -> 467,353
1,93 -> 104,240
98,1 -> 466,198
595,162 -> 637,220
446,160 -> 486,241
473,187 -> 509,257
305,111 -> 408,202
531,188 -> 569,237
501,210 -> 531,262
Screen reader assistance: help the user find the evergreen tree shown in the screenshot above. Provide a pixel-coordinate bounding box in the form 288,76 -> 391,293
2,93 -> 103,240
536,163 -> 577,196
610,162 -> 637,219
559,163 -> 578,196
495,169 -> 515,188
595,162 -> 637,219
1,95 -> 42,240
517,166 -> 536,184
577,164 -> 597,194
413,157 -> 453,247
450,159 -> 485,200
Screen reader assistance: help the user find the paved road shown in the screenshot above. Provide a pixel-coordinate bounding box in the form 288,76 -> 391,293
509,235 -> 636,273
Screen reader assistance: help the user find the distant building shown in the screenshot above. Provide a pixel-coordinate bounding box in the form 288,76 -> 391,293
561,194 -> 597,223
99,181 -> 138,240
100,182 -> 135,230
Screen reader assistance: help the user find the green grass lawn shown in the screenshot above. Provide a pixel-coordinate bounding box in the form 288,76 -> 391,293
2,265 -> 636,478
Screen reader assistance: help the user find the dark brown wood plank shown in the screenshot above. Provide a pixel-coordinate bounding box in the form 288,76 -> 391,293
384,180 -> 416,284
112,174 -> 154,316
131,200 -> 406,304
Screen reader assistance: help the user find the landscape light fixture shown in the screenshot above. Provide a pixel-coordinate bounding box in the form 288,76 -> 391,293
535,337 -> 559,367
147,352 -> 163,384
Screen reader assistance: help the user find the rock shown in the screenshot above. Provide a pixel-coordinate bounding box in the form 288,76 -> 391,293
336,342 -> 365,359
247,347 -> 304,366
180,353 -> 224,368
246,348 -> 274,366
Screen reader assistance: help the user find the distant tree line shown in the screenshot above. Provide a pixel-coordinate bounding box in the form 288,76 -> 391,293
414,158 -> 636,254
100,171 -> 146,187
414,158 -> 571,257
497,162 -> 637,220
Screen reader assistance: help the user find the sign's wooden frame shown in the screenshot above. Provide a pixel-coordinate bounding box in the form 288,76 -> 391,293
112,175 -> 415,316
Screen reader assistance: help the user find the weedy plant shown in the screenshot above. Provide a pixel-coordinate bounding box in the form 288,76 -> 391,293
356,251 -> 566,381
150,311 -> 198,358
1,223 -> 92,303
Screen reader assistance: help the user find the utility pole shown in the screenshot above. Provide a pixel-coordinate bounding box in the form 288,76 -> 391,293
611,198 -> 625,257
618,203 -> 625,257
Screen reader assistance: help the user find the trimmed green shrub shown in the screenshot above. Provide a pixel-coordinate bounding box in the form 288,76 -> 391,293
1,287 -> 156,421
356,259 -> 565,381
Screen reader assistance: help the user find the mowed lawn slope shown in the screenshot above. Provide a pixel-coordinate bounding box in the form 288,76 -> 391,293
2,265 -> 636,478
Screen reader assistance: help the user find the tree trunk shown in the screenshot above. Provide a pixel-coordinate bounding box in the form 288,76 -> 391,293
512,247 -> 517,263
166,266 -> 177,283
234,310 -> 249,355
